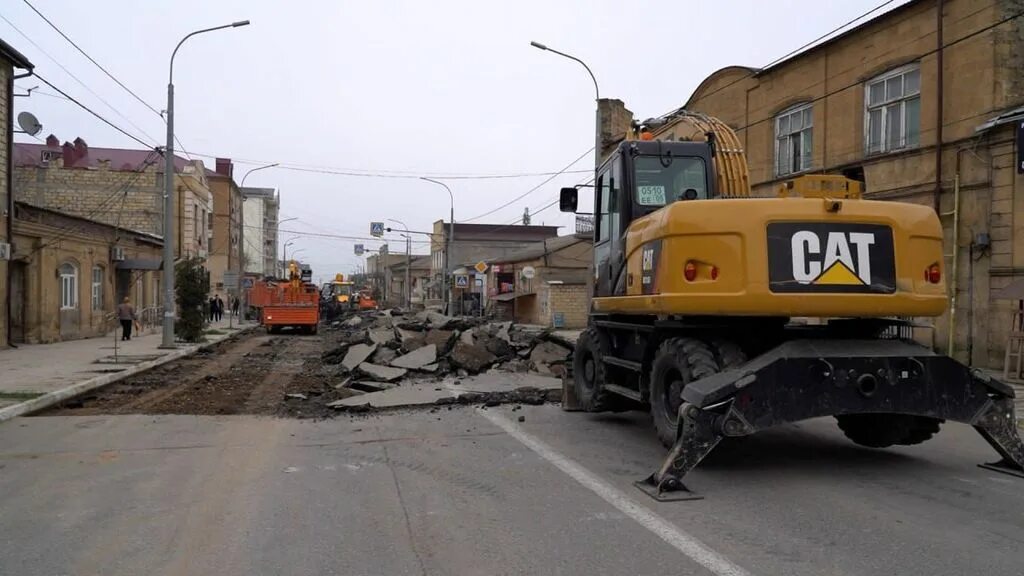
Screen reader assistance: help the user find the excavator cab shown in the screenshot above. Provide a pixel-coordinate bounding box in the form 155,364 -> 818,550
562,140 -> 715,298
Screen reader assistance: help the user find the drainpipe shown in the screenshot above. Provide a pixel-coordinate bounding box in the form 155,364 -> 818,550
933,0 -> 944,213
8,68 -> 34,347
946,148 -> 966,359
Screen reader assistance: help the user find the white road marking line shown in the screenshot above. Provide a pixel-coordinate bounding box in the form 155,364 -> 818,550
478,409 -> 754,576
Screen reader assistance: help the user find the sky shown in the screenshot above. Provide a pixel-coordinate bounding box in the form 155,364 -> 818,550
4,0 -> 912,282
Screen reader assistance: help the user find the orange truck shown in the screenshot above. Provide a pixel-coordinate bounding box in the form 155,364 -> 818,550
248,261 -> 320,334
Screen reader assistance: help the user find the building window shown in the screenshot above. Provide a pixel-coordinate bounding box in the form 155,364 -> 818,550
91,265 -> 104,310
865,64 -> 920,155
59,263 -> 78,310
775,104 -> 813,175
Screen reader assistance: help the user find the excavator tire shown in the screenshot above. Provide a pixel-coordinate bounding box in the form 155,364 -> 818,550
711,339 -> 746,370
649,338 -> 719,449
835,414 -> 943,448
572,327 -> 617,412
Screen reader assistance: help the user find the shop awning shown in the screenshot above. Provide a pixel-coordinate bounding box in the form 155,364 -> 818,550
116,258 -> 161,270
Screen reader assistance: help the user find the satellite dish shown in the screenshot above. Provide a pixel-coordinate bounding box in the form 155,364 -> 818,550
17,112 -> 42,136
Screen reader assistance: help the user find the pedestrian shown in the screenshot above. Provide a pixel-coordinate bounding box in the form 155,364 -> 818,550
232,297 -> 240,317
117,297 -> 137,341
215,294 -> 225,322
208,296 -> 217,322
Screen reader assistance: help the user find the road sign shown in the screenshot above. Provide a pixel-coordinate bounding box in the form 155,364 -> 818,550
454,275 -> 469,288
242,277 -> 254,289
370,222 -> 385,237
521,266 -> 536,279
222,271 -> 240,289
474,261 -> 488,274
354,243 -> 365,256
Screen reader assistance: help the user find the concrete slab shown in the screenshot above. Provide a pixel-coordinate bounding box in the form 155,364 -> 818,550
341,344 -> 377,371
332,372 -> 561,409
356,363 -> 407,382
368,329 -> 396,345
390,344 -> 436,369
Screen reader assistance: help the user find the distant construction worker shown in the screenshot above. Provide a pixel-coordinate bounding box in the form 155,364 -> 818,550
117,297 -> 137,341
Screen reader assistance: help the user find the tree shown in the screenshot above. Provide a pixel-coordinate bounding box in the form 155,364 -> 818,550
175,257 -> 210,342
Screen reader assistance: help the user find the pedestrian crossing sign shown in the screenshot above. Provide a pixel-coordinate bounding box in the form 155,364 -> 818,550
455,275 -> 469,288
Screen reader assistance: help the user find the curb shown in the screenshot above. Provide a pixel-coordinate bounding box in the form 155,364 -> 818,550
0,327 -> 256,423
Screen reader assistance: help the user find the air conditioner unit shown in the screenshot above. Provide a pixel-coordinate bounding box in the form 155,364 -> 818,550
0,242 -> 10,260
198,248 -> 208,258
110,246 -> 126,261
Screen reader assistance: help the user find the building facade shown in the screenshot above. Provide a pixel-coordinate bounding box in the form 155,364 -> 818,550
13,137 -> 213,260
480,233 -> 592,327
429,221 -> 559,302
1,38 -> 33,348
10,202 -> 162,343
599,0 -> 1024,369
207,158 -> 243,295
241,186 -> 279,277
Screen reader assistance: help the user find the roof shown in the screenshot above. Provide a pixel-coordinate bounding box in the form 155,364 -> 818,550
684,0 -> 925,108
0,37 -> 33,70
15,201 -> 163,245
976,105 -> 1024,133
14,141 -> 187,172
480,232 -> 592,265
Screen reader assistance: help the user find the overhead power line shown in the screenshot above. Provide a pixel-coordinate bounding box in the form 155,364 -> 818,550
461,147 -> 594,222
21,0 -> 161,117
0,12 -> 159,146
33,73 -> 158,150
17,0 -> 194,160
658,0 -> 899,118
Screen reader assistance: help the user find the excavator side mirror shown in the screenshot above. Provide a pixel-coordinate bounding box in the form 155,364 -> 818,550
559,187 -> 578,213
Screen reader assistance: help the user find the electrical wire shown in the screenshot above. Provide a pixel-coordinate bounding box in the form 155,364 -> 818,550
21,0 -> 161,117
654,0 -> 901,121
33,73 -> 158,150
460,147 -> 594,222
0,12 -> 159,146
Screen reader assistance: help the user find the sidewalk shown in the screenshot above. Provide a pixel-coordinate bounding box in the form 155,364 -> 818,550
0,316 -> 252,415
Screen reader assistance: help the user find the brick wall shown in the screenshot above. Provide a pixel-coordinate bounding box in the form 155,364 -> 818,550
545,283 -> 590,328
14,161 -> 163,236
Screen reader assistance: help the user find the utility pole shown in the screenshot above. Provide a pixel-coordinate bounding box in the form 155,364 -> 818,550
420,178 -> 454,312
162,20 -> 250,348
388,219 -> 411,307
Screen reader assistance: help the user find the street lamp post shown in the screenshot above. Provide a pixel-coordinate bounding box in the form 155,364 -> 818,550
240,162 -> 278,187
419,177 -> 454,312
282,236 -> 299,274
162,20 -> 250,348
388,218 -> 411,307
277,218 -> 298,276
530,41 -> 601,167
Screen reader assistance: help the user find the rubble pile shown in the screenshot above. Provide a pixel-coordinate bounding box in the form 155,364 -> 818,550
320,308 -> 573,398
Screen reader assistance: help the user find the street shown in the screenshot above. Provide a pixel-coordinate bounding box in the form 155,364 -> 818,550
2,327 -> 1023,576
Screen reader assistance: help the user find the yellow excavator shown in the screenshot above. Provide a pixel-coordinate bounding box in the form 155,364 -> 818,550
559,110 -> 1024,499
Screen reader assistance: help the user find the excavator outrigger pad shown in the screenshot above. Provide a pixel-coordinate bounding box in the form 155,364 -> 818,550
640,338 -> 1024,500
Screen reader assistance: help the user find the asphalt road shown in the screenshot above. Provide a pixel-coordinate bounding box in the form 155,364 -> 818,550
2,406 -> 1023,575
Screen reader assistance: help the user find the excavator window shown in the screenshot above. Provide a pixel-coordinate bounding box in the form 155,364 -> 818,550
633,156 -> 708,206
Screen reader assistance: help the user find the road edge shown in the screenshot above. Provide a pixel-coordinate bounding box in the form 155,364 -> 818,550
0,327 -> 256,423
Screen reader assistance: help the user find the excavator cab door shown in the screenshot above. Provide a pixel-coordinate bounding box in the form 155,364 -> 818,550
594,153 -> 630,297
